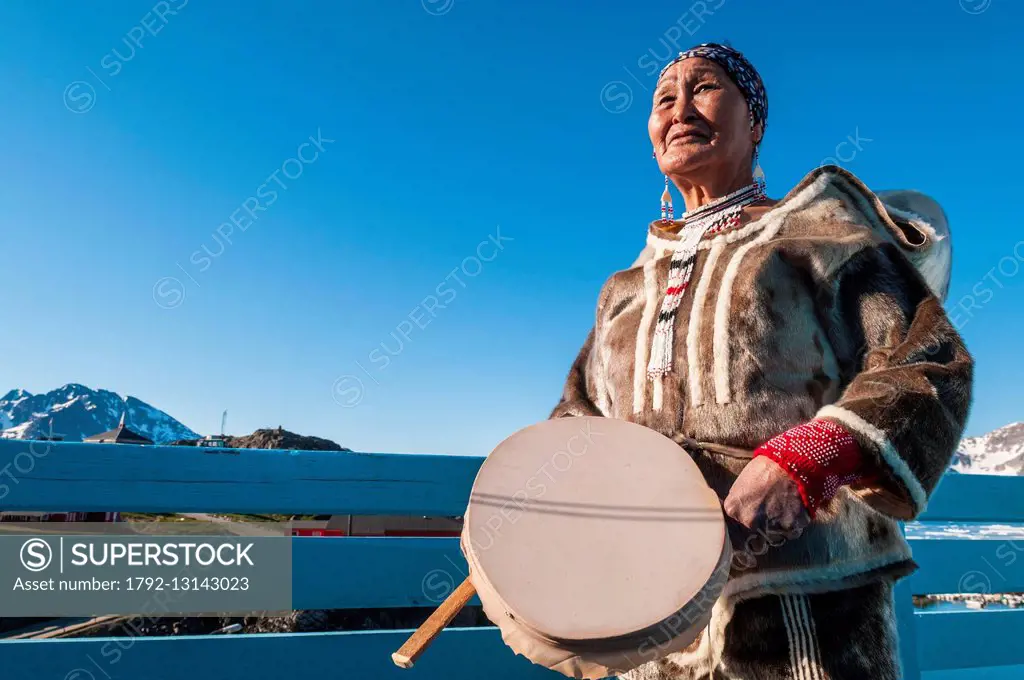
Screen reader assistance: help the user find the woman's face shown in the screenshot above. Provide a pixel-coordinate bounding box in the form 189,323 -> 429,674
649,58 -> 760,183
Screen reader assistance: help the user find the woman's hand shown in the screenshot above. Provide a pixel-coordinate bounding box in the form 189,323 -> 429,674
723,456 -> 810,539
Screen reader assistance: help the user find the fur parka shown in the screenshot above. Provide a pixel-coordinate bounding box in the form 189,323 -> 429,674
550,165 -> 973,603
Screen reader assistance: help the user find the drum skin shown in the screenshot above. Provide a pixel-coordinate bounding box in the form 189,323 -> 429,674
462,417 -> 730,679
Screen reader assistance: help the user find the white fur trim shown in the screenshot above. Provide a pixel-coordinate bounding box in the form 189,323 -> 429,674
796,596 -> 824,671
780,596 -> 803,680
687,237 -> 725,407
595,341 -> 613,417
778,598 -> 819,680
781,595 -> 822,680
699,217 -> 774,249
882,205 -> 942,243
646,232 -> 685,252
632,254 -> 662,414
712,174 -> 832,404
711,213 -> 784,404
652,375 -> 664,411
646,215 -> 774,255
723,548 -> 913,601
816,404 -> 928,514
796,595 -> 825,679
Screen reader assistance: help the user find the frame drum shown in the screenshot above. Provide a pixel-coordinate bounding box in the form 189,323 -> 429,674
462,417 -> 730,679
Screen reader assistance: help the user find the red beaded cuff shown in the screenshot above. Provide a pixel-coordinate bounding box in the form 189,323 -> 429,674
753,419 -> 865,517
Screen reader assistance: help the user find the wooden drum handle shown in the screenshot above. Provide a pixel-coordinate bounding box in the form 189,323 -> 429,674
392,576 -> 477,669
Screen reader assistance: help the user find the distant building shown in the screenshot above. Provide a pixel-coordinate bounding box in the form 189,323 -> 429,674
197,434 -> 227,448
83,413 -> 153,445
45,412 -> 146,523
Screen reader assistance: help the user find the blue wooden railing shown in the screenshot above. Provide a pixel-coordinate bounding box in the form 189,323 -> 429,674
1,439 -> 1023,679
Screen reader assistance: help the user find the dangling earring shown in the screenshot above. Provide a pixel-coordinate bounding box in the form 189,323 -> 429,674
660,175 -> 674,222
659,150 -> 675,222
751,115 -> 767,196
655,149 -> 671,222
654,149 -> 674,223
752,147 -> 766,195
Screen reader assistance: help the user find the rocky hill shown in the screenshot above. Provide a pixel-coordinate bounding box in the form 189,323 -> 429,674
172,427 -> 350,451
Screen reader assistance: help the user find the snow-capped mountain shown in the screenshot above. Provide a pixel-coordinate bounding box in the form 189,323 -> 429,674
951,422 -> 1024,475
0,384 -> 198,444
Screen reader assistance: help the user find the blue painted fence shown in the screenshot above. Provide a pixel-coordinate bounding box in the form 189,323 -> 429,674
0,439 -> 1022,679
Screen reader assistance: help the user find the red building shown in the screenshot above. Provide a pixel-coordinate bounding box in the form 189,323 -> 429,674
0,415 -> 148,524
290,515 -> 462,538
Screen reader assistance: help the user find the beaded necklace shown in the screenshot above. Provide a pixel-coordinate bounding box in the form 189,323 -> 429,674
646,183 -> 765,380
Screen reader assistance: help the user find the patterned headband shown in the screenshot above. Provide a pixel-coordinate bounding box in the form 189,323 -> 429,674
658,43 -> 768,136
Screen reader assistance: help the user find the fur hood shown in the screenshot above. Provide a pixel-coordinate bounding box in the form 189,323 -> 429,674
875,188 -> 952,302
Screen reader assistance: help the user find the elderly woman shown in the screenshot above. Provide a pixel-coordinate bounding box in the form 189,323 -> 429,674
551,43 -> 973,679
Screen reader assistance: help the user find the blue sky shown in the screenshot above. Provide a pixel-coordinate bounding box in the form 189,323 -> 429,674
0,0 -> 1021,455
